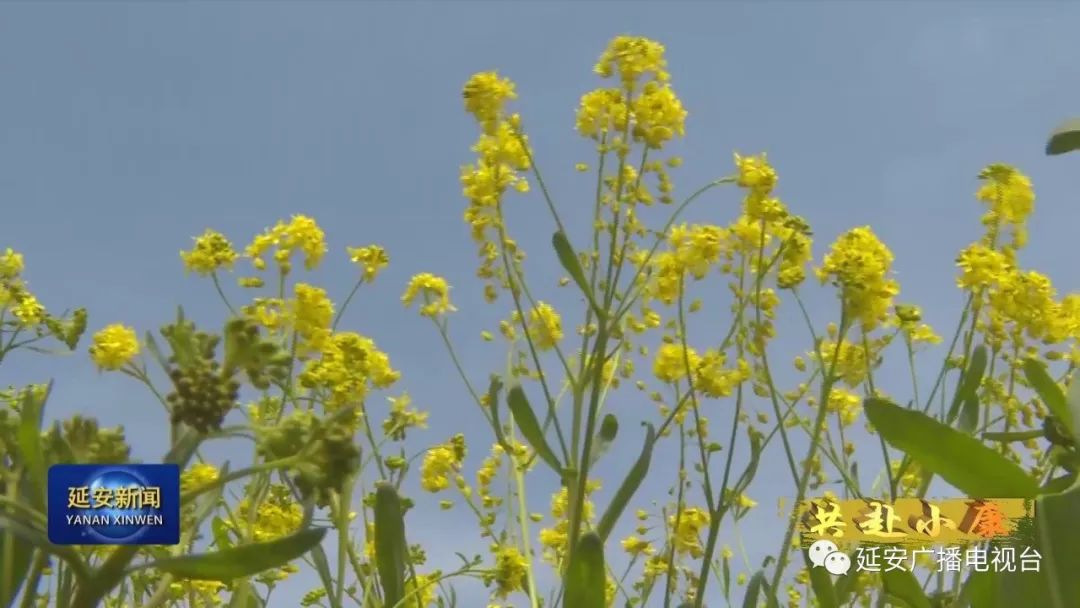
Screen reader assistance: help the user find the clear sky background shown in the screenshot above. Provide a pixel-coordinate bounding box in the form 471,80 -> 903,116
3,2 -> 1080,606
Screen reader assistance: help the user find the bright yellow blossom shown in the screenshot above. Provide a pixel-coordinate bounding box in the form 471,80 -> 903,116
88,324 -> 140,371
402,273 -> 456,317
527,302 -> 563,350
817,226 -> 899,329
347,245 -> 389,283
180,229 -> 238,275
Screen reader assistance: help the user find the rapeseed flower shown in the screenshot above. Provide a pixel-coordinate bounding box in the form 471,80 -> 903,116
89,324 -> 139,371
526,302 -> 563,350
402,273 -> 456,317
180,229 -> 238,275
817,227 -> 899,330
347,244 -> 389,283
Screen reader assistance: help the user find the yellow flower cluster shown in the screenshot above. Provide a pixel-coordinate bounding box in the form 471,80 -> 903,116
488,545 -> 529,599
291,283 -> 334,355
88,324 -> 140,371
668,505 -> 710,558
817,226 -> 898,330
244,214 -> 328,274
402,273 -> 455,318
420,434 -> 467,493
299,331 -> 400,412
977,163 -> 1035,248
578,37 -> 685,152
381,392 -> 429,441
180,229 -> 238,275
526,301 -> 563,350
180,462 -> 220,494
652,343 -> 749,402
538,481 -> 600,566
0,248 -> 47,328
954,165 -> 1079,354
232,483 -> 303,540
460,72 -> 531,301
347,244 -> 389,283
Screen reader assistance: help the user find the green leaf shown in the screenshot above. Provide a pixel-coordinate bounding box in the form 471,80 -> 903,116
564,532 -> 606,608
163,429 -> 203,468
0,484 -> 35,608
1066,374 -> 1080,447
587,414 -> 618,467
732,429 -> 764,497
1034,484 -> 1080,608
804,551 -> 836,608
833,547 -> 859,605
506,385 -> 562,473
140,527 -> 327,581
864,398 -> 1040,498
487,375 -> 510,449
227,580 -> 265,608
596,423 -> 655,541
308,544 -> 336,607
211,516 -> 233,550
552,231 -> 604,320
1046,118 -> 1080,155
373,483 -> 407,607
1042,473 -> 1077,495
983,430 -> 1043,443
742,570 -> 767,608
1022,358 -> 1071,437
947,344 -> 986,432
955,569 -> 997,608
17,382 -> 51,510
881,568 -> 931,608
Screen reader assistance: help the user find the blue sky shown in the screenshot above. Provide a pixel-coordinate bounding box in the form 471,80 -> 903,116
3,2 -> 1080,606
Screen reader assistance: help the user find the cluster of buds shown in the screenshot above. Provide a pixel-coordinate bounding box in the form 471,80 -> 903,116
257,408 -> 361,508
161,320 -> 239,434
45,415 -> 130,465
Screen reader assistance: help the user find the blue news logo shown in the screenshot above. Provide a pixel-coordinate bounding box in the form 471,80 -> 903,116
48,464 -> 180,545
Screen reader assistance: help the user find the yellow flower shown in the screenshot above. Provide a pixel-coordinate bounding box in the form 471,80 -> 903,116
977,163 -> 1035,246
734,153 -> 778,195
575,88 -> 630,140
404,572 -> 438,607
402,273 -> 456,317
291,283 -> 334,355
89,324 -> 140,371
347,245 -> 389,283
0,248 -> 24,280
243,298 -> 289,332
490,545 -> 528,598
817,226 -> 899,329
693,350 -> 750,398
180,229 -> 238,275
244,215 -> 327,273
234,484 -> 302,543
621,535 -> 656,557
632,81 -> 686,149
669,506 -> 710,557
527,302 -> 563,350
463,71 -> 517,133
653,343 -> 699,384
11,292 -> 46,327
824,387 -> 862,427
594,36 -> 670,87
956,243 -> 1012,291
180,463 -> 220,494
420,436 -> 466,493
299,331 -> 400,411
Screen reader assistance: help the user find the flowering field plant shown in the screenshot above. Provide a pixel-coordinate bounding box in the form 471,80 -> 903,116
2,36 -> 1078,608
